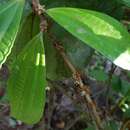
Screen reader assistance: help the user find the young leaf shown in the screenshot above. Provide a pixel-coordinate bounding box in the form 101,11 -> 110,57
47,8 -> 130,70
0,0 -> 24,67
7,33 -> 46,124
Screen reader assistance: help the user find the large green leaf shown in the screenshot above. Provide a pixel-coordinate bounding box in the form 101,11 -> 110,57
47,8 -> 130,70
7,33 -> 46,124
0,0 -> 24,67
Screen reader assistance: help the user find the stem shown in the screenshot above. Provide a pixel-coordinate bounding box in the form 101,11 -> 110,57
32,0 -> 47,32
105,64 -> 116,109
54,42 -> 103,130
31,1 -> 102,129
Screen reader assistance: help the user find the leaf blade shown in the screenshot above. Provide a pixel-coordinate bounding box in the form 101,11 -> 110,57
0,0 -> 24,67
47,7 -> 130,70
8,33 -> 46,124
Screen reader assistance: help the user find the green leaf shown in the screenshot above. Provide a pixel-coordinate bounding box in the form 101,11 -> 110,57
89,69 -> 108,81
47,7 -> 130,70
120,80 -> 130,95
14,12 -> 40,55
111,76 -> 122,93
7,12 -> 40,68
0,0 -> 24,67
0,0 -> 9,4
7,33 -> 46,124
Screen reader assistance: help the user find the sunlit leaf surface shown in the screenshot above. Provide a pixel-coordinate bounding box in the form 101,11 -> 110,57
8,33 -> 46,124
47,8 -> 130,70
0,0 -> 24,67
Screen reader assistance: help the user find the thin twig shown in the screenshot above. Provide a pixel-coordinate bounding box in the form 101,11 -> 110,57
54,42 -> 103,130
105,64 -> 116,109
31,1 -> 102,129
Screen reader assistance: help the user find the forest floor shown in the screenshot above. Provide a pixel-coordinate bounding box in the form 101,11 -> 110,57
0,53 -> 129,130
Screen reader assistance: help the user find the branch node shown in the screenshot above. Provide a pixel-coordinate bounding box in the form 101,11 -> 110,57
32,0 -> 48,32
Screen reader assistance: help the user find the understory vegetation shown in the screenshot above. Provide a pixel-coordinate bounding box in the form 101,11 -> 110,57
0,0 -> 130,130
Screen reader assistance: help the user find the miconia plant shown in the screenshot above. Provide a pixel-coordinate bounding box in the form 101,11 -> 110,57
0,0 -> 130,130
